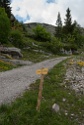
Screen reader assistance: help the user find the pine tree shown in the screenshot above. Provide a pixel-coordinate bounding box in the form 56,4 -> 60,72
56,12 -> 62,27
72,20 -> 83,47
63,8 -> 73,34
0,0 -> 11,19
55,12 -> 62,37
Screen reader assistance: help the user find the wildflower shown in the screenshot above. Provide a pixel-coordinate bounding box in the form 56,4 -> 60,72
77,61 -> 84,67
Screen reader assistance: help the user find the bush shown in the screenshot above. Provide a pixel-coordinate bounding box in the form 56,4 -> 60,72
51,37 -> 63,54
43,37 -> 63,54
10,30 -> 24,48
33,25 -> 51,41
0,7 -> 10,44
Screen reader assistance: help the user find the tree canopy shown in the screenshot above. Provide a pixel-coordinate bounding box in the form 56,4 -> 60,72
0,0 -> 11,19
0,7 -> 10,44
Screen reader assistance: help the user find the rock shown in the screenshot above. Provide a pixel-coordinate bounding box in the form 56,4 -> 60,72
52,103 -> 60,112
62,98 -> 66,102
65,112 -> 68,116
71,113 -> 75,116
0,47 -> 23,58
81,67 -> 84,73
0,55 -> 6,59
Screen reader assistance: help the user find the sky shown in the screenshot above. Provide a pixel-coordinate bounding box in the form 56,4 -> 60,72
11,0 -> 84,27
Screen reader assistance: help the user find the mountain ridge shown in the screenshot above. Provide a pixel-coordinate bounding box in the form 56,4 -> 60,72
24,22 -> 84,36
24,22 -> 56,36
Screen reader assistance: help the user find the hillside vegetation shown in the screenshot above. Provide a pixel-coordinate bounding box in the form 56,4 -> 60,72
0,6 -> 84,59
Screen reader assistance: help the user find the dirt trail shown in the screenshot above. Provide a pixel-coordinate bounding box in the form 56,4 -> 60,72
0,57 -> 67,104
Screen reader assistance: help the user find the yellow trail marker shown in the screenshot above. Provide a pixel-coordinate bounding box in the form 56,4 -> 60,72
36,69 -> 42,75
42,68 -> 48,75
36,68 -> 48,111
36,68 -> 48,75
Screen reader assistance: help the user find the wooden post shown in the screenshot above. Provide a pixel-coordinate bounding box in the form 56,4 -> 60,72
36,74 -> 44,111
36,68 -> 48,111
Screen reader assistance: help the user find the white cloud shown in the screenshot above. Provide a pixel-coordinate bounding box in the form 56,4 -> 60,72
11,0 -> 84,27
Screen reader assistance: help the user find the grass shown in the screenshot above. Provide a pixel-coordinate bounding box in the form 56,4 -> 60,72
22,49 -> 56,63
0,59 -> 84,125
22,38 -> 56,62
0,60 -> 17,72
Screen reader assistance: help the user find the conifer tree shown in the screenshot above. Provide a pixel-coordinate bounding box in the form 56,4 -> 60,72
55,12 -> 62,37
63,8 -> 73,34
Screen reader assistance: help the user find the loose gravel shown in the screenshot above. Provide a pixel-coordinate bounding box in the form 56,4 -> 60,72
64,62 -> 84,95
0,57 -> 67,105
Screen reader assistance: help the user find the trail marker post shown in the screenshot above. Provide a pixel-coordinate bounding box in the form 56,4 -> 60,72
36,68 -> 48,111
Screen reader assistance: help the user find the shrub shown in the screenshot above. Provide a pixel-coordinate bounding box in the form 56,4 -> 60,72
33,25 -> 51,41
47,37 -> 63,54
42,37 -> 63,54
10,30 -> 24,48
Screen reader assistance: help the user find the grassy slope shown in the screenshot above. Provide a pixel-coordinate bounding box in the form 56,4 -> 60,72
0,60 -> 17,72
22,37 -> 56,62
0,59 -> 83,125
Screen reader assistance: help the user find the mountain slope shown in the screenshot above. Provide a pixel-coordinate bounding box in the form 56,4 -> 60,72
24,22 -> 56,36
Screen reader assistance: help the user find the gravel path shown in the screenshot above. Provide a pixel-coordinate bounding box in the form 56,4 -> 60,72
0,57 -> 67,105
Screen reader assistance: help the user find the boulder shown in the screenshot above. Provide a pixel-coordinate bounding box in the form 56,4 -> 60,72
0,47 -> 23,58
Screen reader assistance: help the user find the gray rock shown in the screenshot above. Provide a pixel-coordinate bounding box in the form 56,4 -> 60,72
81,67 -> 84,73
52,103 -> 60,112
0,55 -> 6,59
62,98 -> 66,102
71,113 -> 75,116
0,47 -> 23,58
65,112 -> 68,116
